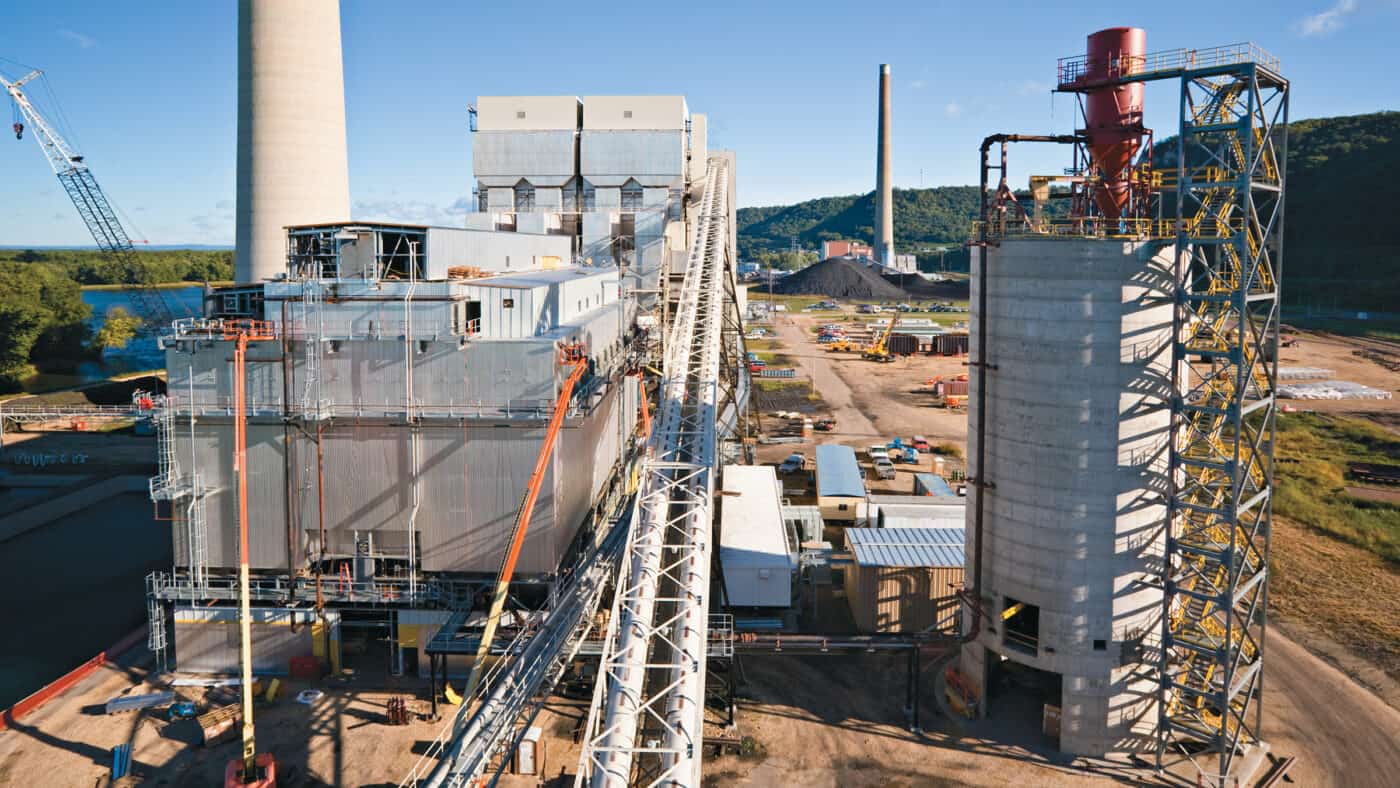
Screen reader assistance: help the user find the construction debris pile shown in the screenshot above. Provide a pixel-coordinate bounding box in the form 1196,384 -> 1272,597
773,257 -> 906,299
1278,380 -> 1393,400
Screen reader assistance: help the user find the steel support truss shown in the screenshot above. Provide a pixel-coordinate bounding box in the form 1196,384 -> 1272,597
1158,61 -> 1288,785
578,155 -> 740,788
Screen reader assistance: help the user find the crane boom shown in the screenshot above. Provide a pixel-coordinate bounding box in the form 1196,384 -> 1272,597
3,68 -> 176,328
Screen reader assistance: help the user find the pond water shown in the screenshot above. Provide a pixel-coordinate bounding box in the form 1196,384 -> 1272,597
12,286 -> 203,392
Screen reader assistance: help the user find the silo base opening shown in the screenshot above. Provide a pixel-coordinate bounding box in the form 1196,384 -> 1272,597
985,650 -> 1064,749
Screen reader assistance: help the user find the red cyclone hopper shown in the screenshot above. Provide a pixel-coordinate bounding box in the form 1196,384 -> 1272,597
1083,27 -> 1146,219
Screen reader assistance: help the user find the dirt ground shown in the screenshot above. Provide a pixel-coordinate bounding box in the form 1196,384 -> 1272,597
1277,331 -> 1400,430
762,311 -> 970,449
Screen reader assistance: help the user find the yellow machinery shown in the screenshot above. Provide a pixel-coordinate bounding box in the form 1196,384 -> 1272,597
861,315 -> 899,362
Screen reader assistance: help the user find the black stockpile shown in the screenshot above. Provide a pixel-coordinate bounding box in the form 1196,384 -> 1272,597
771,257 -> 907,299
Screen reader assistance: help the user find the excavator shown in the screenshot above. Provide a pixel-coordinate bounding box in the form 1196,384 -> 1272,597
861,314 -> 900,362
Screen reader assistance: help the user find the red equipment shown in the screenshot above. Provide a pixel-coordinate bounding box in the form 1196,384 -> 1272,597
1081,27 -> 1147,219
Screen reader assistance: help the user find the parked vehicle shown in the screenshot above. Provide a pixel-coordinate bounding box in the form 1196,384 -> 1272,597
814,418 -> 836,432
911,435 -> 931,452
778,453 -> 807,474
867,445 -> 890,462
873,458 -> 896,480
897,447 -> 920,464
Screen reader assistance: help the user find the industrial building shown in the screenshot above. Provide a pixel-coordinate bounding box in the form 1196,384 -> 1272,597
960,26 -> 1288,784
467,94 -> 724,305
148,54 -> 729,681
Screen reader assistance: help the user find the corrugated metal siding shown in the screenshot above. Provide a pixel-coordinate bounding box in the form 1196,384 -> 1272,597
848,565 -> 963,634
580,130 -> 685,183
174,607 -> 335,674
846,527 -> 965,568
424,227 -> 572,278
472,130 -> 577,181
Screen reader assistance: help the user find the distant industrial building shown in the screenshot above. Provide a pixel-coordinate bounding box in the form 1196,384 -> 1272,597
866,494 -> 964,529
820,240 -> 872,260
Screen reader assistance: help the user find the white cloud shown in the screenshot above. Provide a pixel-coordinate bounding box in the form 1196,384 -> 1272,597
58,29 -> 96,48
1298,0 -> 1358,36
944,101 -> 962,118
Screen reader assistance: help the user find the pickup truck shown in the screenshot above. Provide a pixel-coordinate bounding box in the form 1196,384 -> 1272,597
873,458 -> 896,480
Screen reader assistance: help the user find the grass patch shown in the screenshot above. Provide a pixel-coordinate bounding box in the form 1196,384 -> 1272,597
751,350 -> 794,366
753,378 -> 809,392
745,338 -> 783,351
1285,316 -> 1400,343
928,442 -> 963,458
1274,412 -> 1400,563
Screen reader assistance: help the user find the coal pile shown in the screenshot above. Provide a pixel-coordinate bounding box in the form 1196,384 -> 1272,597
772,257 -> 906,299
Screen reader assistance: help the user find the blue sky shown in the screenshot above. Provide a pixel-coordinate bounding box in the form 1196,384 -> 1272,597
1,0 -> 1395,246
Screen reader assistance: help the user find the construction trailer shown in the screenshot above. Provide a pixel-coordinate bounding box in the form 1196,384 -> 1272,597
815,444 -> 865,522
719,465 -> 797,608
867,494 -> 965,529
844,527 -> 963,634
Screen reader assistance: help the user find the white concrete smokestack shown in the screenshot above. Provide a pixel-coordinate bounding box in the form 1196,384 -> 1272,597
235,0 -> 352,284
874,64 -> 894,267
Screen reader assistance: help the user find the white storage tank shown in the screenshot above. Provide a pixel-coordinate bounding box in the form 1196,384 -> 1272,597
962,237 -> 1174,756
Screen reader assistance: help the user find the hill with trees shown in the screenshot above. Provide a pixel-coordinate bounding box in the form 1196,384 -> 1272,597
739,111 -> 1399,311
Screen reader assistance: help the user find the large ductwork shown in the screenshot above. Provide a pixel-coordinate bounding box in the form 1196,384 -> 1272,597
874,64 -> 894,266
235,0 -> 352,284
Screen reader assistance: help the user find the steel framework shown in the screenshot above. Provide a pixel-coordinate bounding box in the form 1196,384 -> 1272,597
1048,42 -> 1288,785
577,155 -> 739,787
1160,59 -> 1287,785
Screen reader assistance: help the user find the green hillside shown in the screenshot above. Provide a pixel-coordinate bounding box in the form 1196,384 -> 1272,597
739,111 -> 1400,311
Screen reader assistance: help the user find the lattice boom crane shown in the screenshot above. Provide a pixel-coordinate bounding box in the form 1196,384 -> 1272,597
3,67 -> 175,328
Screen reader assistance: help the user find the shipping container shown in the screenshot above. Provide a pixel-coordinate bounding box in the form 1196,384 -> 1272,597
888,334 -> 920,356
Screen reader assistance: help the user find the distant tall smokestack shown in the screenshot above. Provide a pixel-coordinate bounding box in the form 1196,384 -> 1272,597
874,64 -> 894,267
235,0 -> 352,284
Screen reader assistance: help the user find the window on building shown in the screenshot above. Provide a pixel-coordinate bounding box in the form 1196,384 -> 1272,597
562,177 -> 579,212
516,110 -> 526,119
476,189 -> 488,213
620,178 -> 643,211
514,179 -> 536,212
623,110 -> 633,119
581,179 -> 597,211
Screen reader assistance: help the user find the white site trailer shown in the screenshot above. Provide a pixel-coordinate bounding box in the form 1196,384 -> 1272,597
719,465 -> 796,608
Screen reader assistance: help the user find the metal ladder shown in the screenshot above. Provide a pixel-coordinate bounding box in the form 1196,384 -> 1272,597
301,279 -> 329,419
146,575 -> 168,672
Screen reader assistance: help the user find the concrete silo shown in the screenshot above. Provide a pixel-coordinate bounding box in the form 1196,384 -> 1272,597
234,0 -> 352,283
961,236 -> 1174,756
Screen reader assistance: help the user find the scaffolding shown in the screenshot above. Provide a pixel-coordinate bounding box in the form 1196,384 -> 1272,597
1159,58 -> 1287,784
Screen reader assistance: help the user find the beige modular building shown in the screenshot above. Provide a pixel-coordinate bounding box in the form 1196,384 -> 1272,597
844,527 -> 963,634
